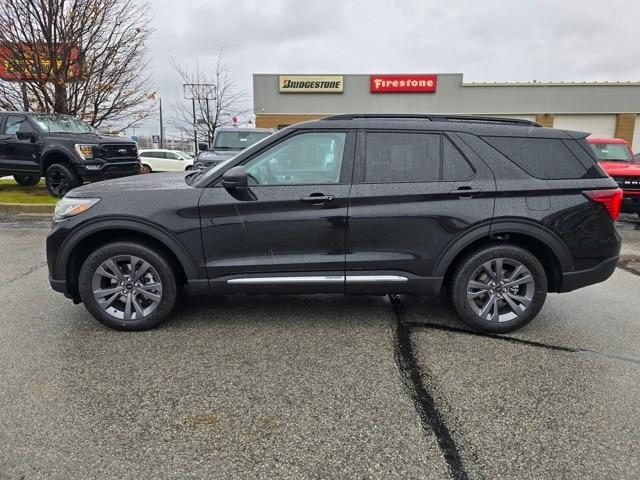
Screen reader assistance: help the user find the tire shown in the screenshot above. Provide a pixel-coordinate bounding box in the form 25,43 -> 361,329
13,174 -> 40,186
141,164 -> 152,174
45,163 -> 81,197
449,244 -> 548,333
78,241 -> 178,331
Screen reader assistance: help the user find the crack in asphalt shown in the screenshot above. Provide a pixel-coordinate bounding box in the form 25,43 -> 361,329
617,262 -> 640,277
2,261 -> 48,289
389,294 -> 469,480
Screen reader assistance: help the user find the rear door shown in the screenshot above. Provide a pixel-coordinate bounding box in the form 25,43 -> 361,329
345,130 -> 495,293
199,129 -> 355,293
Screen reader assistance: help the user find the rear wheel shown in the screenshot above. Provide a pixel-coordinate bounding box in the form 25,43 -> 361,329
45,163 -> 80,197
141,164 -> 152,174
13,174 -> 40,186
449,244 -> 547,333
78,242 -> 178,331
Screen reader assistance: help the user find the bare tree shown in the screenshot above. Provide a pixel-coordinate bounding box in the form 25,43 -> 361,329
170,52 -> 249,149
0,0 -> 155,130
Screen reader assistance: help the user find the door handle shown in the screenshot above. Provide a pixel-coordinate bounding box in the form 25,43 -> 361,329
301,194 -> 334,205
450,187 -> 483,198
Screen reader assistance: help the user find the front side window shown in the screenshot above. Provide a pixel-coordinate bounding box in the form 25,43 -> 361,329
244,132 -> 346,185
166,152 -> 181,160
365,132 -> 440,182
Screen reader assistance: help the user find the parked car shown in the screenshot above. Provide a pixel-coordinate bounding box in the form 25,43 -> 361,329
47,114 -> 621,332
139,149 -> 194,173
587,137 -> 640,217
195,127 -> 274,169
0,112 -> 139,197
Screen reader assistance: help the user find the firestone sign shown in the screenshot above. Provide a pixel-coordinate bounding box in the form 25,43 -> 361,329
370,74 -> 437,93
279,75 -> 344,93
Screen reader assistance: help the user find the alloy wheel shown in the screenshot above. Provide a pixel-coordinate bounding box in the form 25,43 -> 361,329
466,257 -> 535,323
48,167 -> 69,196
91,255 -> 163,321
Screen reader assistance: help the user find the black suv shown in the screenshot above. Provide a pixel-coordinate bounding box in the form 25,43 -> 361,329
0,112 -> 140,197
46,114 -> 622,332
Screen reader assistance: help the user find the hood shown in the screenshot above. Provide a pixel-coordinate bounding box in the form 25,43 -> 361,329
46,132 -> 136,144
68,172 -> 191,197
599,161 -> 640,177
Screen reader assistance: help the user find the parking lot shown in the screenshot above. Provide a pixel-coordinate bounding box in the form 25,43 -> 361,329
0,214 -> 638,480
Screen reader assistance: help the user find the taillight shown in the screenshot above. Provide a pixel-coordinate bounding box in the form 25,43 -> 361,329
584,188 -> 623,220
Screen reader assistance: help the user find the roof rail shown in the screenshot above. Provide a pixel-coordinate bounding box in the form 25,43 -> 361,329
324,113 -> 542,127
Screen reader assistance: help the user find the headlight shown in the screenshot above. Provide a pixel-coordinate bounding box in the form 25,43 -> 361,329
74,144 -> 98,160
54,197 -> 100,221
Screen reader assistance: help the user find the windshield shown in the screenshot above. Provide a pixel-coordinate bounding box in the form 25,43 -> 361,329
32,114 -> 95,134
214,131 -> 272,150
590,142 -> 636,163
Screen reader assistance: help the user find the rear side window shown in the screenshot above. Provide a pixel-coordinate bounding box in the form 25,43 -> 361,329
365,132 -> 440,182
483,136 -> 586,180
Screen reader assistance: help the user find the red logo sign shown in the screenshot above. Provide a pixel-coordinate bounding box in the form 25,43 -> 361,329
370,74 -> 437,93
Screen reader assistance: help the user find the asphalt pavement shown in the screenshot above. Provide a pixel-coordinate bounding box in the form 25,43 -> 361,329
0,213 -> 638,479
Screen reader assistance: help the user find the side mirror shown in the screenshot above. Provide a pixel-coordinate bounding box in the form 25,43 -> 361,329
17,131 -> 37,142
221,165 -> 248,188
198,142 -> 209,152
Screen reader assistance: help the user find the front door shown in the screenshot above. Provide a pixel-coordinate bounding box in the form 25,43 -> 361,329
345,130 -> 496,294
0,115 -> 40,174
199,130 -> 355,293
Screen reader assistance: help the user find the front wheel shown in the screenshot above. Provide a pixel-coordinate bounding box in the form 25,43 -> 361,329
78,242 -> 178,331
45,163 -> 80,197
449,244 -> 547,333
14,174 -> 41,186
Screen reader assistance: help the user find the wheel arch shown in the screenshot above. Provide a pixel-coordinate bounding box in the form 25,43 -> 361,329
41,148 -> 75,174
435,220 -> 572,293
58,220 -> 199,298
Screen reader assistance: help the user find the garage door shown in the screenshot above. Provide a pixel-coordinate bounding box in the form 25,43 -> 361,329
553,115 -> 616,138
633,115 -> 640,153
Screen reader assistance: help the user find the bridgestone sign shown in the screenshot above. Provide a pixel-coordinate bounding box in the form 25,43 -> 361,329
279,75 -> 344,93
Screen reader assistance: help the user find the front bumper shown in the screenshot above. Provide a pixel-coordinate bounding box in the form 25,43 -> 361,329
76,161 -> 141,181
559,255 -> 619,292
621,193 -> 640,213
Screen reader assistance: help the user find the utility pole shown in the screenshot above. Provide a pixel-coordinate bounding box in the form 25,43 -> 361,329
159,98 -> 164,149
192,98 -> 198,155
205,98 -> 211,147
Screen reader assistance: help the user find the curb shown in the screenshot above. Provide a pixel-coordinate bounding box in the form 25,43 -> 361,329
0,203 -> 55,215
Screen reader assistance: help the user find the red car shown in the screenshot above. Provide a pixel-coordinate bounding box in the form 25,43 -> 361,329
587,137 -> 640,217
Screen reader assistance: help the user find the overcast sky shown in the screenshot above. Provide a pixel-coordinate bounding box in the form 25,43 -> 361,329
144,0 -> 640,135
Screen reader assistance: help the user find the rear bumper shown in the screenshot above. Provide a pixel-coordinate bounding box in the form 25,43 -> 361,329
559,256 -> 619,292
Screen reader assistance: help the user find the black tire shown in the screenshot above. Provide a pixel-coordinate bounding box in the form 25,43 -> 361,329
141,164 -> 152,174
78,241 -> 178,331
45,163 -> 81,197
13,174 -> 40,186
449,244 -> 547,333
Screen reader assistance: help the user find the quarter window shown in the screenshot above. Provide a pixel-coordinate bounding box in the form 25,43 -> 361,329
245,132 -> 346,185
